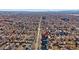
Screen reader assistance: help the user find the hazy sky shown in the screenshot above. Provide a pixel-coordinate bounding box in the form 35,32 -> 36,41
0,9 -> 72,11
0,0 -> 79,10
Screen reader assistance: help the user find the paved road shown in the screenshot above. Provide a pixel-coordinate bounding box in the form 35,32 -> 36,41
35,16 -> 42,50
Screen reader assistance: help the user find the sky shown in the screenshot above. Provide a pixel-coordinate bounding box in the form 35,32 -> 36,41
0,9 -> 74,11
0,0 -> 79,11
